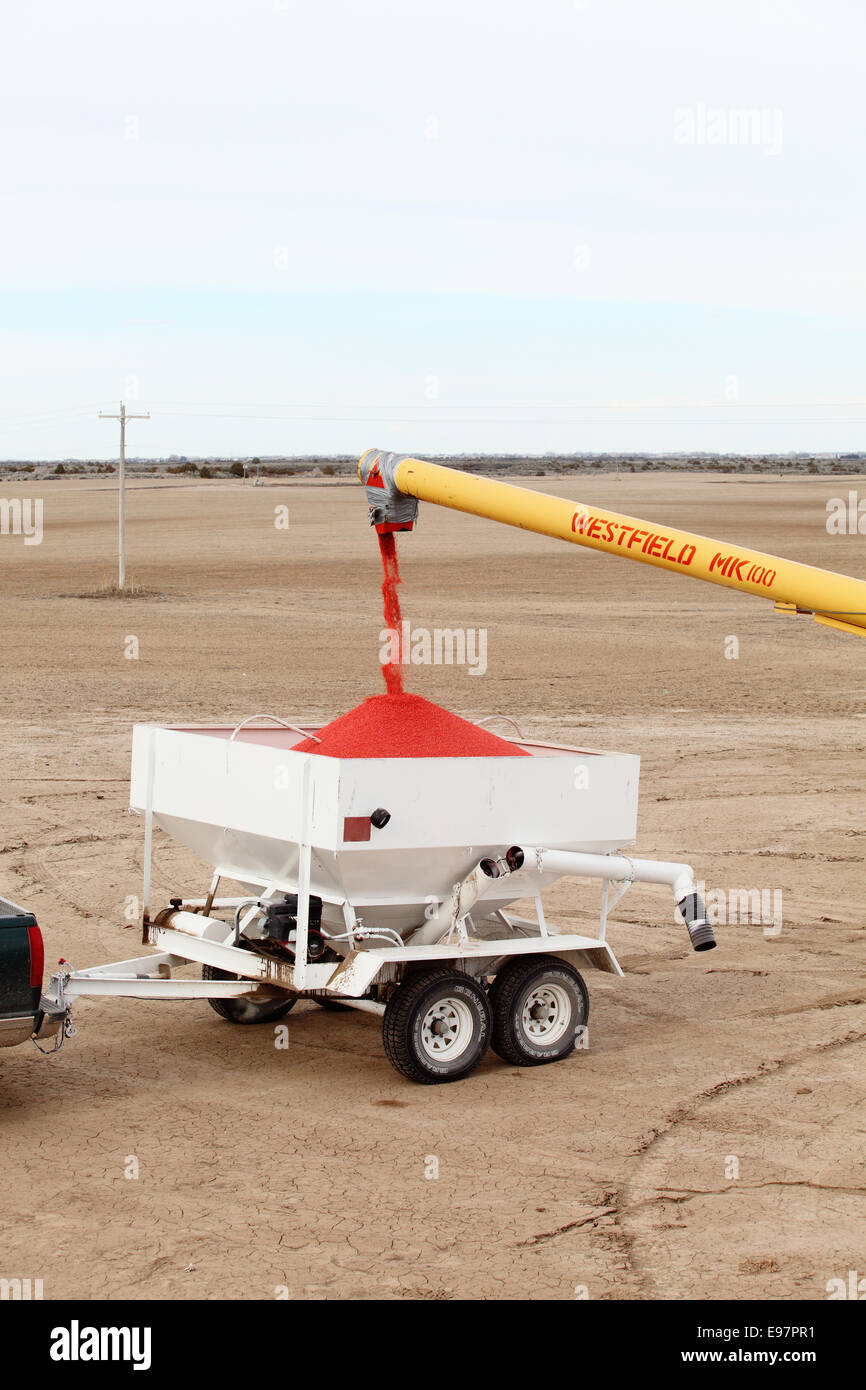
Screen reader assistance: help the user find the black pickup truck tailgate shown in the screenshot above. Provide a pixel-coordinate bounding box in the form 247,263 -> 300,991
0,896 -> 42,1046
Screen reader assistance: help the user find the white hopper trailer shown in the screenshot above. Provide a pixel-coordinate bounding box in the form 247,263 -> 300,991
45,713 -> 713,1084
45,444 -> 866,1084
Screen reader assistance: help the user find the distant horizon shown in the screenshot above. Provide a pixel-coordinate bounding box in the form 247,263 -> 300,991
3,449 -> 864,466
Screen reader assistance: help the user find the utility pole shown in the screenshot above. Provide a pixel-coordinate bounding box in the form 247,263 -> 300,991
99,401 -> 150,588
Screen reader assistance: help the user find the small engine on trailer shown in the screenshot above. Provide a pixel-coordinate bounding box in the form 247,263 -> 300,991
259,894 -> 328,961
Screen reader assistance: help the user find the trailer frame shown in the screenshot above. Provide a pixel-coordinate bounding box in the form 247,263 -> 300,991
42,712 -> 713,1079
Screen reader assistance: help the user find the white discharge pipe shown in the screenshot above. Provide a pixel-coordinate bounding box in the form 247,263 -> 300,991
408,861 -> 499,946
520,848 -> 715,952
410,847 -> 715,952
532,849 -> 695,901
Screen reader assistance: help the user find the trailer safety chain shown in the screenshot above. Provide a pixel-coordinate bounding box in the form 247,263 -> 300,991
31,1007 -> 75,1056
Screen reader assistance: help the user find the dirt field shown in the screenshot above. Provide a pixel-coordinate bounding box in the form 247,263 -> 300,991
1,470 -> 864,1301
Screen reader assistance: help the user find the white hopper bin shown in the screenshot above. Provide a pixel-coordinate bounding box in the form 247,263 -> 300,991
128,720 -> 641,937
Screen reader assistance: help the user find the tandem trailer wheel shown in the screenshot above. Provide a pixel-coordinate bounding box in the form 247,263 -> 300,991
201,963 -> 297,1024
309,992 -> 352,1012
489,955 -> 589,1066
382,967 -> 492,1084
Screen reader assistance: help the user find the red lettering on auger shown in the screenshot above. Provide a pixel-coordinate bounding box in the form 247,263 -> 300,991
571,514 -> 698,569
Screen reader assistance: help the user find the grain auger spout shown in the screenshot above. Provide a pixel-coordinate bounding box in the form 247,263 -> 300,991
408,845 -> 716,952
359,449 -> 866,637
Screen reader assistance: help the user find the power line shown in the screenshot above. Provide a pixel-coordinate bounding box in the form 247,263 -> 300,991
151,410 -> 866,426
143,396 -> 866,412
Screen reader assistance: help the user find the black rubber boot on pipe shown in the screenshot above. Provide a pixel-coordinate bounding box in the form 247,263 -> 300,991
677,892 -> 716,952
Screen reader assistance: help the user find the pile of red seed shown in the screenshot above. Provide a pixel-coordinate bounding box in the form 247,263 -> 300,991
292,693 -> 528,759
290,526 -> 527,759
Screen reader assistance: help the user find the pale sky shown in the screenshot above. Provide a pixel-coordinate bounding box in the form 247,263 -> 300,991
1,0 -> 864,459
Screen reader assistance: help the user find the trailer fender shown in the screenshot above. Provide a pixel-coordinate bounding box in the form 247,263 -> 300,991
555,944 -> 623,977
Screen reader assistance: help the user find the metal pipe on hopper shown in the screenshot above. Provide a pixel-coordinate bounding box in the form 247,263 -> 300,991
152,908 -> 233,942
359,449 -> 866,637
520,847 -> 715,952
408,848 -> 714,953
407,847 -> 525,946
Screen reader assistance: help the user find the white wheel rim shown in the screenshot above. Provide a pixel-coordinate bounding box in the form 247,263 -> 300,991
521,982 -> 573,1046
419,996 -> 475,1062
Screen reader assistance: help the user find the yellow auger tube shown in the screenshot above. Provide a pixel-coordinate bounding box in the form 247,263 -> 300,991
358,450 -> 866,637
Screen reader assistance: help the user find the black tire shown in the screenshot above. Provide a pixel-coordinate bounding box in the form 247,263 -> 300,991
490,955 -> 589,1066
202,963 -> 297,1024
382,968 -> 492,1085
309,993 -> 352,1012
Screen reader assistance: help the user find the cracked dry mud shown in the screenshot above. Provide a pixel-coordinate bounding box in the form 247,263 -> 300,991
1,472 -> 864,1300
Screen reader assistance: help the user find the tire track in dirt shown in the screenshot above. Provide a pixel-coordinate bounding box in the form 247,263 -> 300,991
616,1026 -> 866,1299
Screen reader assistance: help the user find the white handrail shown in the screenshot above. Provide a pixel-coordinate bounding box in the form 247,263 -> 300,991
473,713 -> 525,739
228,713 -> 321,744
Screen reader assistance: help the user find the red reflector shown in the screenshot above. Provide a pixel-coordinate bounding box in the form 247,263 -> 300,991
27,925 -> 44,989
342,816 -> 371,843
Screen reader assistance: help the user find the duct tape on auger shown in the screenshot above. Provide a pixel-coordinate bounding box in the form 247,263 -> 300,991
359,450 -> 419,534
